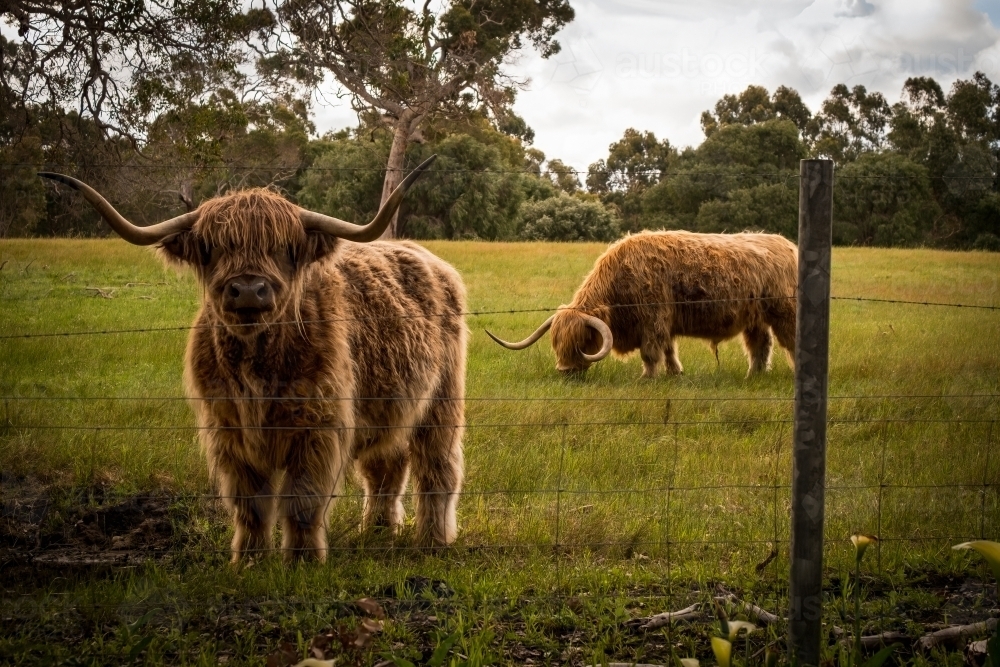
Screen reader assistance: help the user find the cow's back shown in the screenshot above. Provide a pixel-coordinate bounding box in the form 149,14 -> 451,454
330,241 -> 468,436
584,230 -> 797,342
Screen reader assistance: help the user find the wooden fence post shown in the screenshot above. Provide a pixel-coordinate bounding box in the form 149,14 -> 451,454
789,158 -> 834,666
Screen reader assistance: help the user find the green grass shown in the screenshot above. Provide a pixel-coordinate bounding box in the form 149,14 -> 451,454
1,240 -> 998,665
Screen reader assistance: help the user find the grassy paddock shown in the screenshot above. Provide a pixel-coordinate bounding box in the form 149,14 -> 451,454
1,239 -> 998,665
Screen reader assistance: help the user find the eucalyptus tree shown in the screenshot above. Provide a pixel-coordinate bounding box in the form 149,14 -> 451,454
699,84 -> 811,137
277,0 -> 574,237
586,128 -> 674,231
0,0 -> 275,140
807,83 -> 892,162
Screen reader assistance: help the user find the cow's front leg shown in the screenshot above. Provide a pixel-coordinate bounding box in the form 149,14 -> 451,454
217,465 -> 278,564
279,430 -> 347,563
639,342 -> 664,378
742,325 -> 773,375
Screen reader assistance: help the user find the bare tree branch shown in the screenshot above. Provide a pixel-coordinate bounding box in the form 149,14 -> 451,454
1,0 -> 276,140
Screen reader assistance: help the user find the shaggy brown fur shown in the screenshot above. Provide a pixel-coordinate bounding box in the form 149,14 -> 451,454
534,230 -> 797,377
156,189 -> 468,563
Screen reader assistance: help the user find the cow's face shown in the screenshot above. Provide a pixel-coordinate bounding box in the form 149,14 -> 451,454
550,310 -> 605,374
486,306 -> 613,374
40,157 -> 436,336
159,190 -> 337,332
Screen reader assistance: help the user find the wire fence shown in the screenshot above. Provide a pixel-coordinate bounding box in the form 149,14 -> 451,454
0,296 -> 997,338
1,299 -> 996,549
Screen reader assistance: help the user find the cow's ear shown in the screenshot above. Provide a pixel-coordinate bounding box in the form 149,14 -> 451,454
158,231 -> 205,266
298,231 -> 340,266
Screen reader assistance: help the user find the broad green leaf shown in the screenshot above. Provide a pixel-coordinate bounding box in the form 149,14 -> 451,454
383,657 -> 416,667
987,627 -> 1000,667
127,608 -> 162,634
427,631 -> 461,667
859,643 -> 896,667
127,635 -> 154,661
953,541 -> 1000,582
711,637 -> 732,667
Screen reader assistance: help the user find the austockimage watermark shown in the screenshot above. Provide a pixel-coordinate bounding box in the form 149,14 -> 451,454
614,49 -> 769,80
802,35 -> 999,89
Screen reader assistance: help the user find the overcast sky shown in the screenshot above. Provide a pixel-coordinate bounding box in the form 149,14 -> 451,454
313,0 -> 1000,173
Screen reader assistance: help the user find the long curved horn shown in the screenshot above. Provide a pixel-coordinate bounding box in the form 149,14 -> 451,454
299,154 -> 437,242
485,315 -> 554,351
581,313 -> 613,362
38,173 -> 200,245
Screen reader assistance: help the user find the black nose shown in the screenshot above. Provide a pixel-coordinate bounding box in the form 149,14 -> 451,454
223,276 -> 274,312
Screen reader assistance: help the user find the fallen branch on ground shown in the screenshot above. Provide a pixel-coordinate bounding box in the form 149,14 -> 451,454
84,287 -> 115,299
714,594 -> 782,624
917,618 -> 997,650
966,638 -> 988,664
636,603 -> 702,630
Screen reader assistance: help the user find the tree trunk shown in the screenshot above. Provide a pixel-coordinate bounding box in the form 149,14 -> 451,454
178,180 -> 195,212
379,113 -> 416,240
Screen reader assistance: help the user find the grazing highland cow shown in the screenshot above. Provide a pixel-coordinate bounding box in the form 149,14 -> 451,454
487,230 -> 797,377
41,157 -> 469,563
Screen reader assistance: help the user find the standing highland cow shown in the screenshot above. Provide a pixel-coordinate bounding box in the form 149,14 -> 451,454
40,157 -> 469,563
487,230 -> 797,377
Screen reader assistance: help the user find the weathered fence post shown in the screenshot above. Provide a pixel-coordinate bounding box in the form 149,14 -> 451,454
789,159 -> 834,666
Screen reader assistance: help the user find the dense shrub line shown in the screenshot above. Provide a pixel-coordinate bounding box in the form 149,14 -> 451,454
3,73 -> 999,248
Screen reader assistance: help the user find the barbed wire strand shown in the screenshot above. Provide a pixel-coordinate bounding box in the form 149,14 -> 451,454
3,162 -> 997,181
3,481 -> 991,506
5,416 -> 998,432
1,295 -> 997,340
0,536 -> 983,564
0,393 -> 996,402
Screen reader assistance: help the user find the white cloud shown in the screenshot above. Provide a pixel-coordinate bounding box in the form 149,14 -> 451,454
492,0 -> 1000,171
304,0 -> 1000,171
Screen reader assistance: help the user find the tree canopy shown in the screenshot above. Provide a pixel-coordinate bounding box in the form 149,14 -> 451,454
585,75 -> 999,250
0,0 -> 275,139
276,0 -> 574,237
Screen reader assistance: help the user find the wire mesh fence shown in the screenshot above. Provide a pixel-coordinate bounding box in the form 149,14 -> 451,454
1,297 -> 996,568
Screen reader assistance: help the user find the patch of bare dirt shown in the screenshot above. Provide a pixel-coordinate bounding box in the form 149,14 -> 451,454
1,477 -> 178,583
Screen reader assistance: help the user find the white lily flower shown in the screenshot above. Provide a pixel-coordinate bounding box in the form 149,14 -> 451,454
727,620 -> 758,641
850,534 -> 878,563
